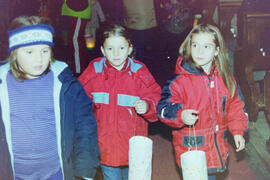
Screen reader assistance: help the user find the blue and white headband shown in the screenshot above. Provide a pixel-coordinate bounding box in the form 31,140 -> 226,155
8,24 -> 54,52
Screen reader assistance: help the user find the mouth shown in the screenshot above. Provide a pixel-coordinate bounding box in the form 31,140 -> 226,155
34,65 -> 43,70
196,57 -> 204,61
113,59 -> 121,61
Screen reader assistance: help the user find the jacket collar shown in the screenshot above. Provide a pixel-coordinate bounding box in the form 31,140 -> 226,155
102,57 -> 143,79
52,61 -> 76,84
105,58 -> 129,71
176,57 -> 217,77
180,59 -> 205,75
0,62 -> 11,82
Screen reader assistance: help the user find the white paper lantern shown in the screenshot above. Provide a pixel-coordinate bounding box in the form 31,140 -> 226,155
181,150 -> 208,180
128,136 -> 153,180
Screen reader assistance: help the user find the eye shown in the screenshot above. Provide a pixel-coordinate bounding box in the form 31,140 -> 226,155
204,44 -> 214,49
107,47 -> 112,51
42,49 -> 50,53
120,47 -> 126,50
191,43 -> 197,48
26,50 -> 33,54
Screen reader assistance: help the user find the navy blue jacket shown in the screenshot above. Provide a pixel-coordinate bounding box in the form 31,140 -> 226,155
0,61 -> 100,180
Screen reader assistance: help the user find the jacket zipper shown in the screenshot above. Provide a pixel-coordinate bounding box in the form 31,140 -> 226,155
205,77 -> 215,130
206,76 -> 224,170
214,132 -> 224,170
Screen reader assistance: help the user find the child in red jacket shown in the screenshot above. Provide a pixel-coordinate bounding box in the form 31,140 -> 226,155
157,24 -> 248,180
79,24 -> 161,180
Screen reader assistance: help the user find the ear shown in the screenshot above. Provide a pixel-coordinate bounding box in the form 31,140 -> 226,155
100,46 -> 105,56
128,45 -> 133,56
215,46 -> 219,56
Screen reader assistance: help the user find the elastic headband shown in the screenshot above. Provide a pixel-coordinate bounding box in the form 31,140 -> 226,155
8,24 -> 54,52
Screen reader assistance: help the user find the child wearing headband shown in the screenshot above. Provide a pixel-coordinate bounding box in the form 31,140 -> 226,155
0,16 -> 100,180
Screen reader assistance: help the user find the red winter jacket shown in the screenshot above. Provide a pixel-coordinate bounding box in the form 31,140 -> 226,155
79,57 -> 161,167
157,57 -> 248,173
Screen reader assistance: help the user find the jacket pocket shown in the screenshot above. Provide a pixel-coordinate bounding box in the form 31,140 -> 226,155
118,107 -> 135,132
91,92 -> 109,104
182,135 -> 205,147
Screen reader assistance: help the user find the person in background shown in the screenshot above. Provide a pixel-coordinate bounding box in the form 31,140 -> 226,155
99,0 -> 124,25
84,0 -> 106,55
85,0 -> 106,42
61,0 -> 91,75
123,0 -> 158,62
157,0 -> 192,62
157,24 -> 248,180
0,16 -> 100,180
79,24 -> 161,180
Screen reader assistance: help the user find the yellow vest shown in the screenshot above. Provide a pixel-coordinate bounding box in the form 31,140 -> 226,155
61,0 -> 91,19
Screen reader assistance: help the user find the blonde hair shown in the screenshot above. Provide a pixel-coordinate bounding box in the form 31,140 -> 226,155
8,16 -> 54,81
179,24 -> 235,97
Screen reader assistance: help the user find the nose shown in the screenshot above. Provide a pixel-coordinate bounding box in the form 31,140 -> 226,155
35,51 -> 43,63
198,46 -> 204,54
113,49 -> 119,56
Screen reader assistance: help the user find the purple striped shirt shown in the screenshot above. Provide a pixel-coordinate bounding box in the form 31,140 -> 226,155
7,71 -> 61,180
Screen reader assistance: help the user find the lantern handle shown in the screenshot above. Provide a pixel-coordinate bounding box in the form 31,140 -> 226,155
188,125 -> 197,151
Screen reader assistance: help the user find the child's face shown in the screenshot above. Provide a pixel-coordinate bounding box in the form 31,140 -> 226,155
101,36 -> 132,71
191,32 -> 219,74
16,44 -> 51,79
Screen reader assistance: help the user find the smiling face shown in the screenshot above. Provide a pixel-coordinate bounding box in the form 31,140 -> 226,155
16,44 -> 51,79
191,32 -> 219,74
101,36 -> 133,71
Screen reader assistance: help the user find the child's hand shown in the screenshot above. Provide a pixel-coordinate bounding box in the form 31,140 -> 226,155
135,100 -> 148,114
181,109 -> 199,125
234,134 -> 245,152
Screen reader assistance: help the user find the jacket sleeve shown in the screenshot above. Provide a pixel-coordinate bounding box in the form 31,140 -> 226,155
136,66 -> 161,122
157,74 -> 186,128
73,81 -> 100,178
78,61 -> 96,100
78,62 -> 92,86
227,84 -> 249,136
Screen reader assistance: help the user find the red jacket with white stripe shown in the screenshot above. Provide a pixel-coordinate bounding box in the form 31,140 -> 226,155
157,57 -> 248,173
79,57 -> 161,167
